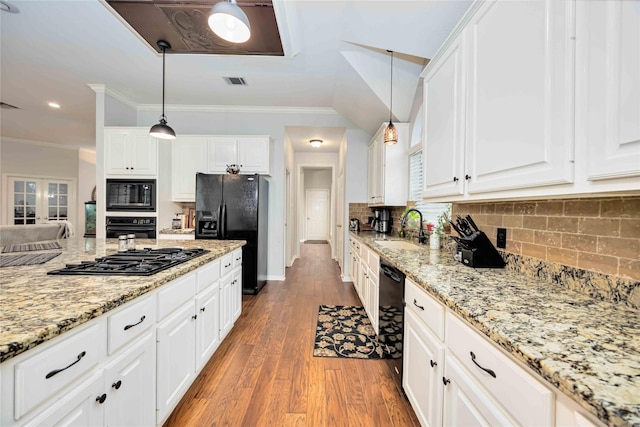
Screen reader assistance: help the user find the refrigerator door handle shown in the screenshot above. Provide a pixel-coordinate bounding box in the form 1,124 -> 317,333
221,202 -> 227,239
216,203 -> 223,239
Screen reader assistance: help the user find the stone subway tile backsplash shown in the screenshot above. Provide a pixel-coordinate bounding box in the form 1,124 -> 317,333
453,196 -> 640,309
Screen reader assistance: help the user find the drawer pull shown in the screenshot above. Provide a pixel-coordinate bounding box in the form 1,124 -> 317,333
124,315 -> 146,331
413,299 -> 425,311
442,377 -> 450,386
430,360 -> 437,368
45,351 -> 86,379
192,315 -> 198,320
112,380 -> 122,390
96,394 -> 107,404
200,306 -> 206,312
225,263 -> 232,268
470,351 -> 497,378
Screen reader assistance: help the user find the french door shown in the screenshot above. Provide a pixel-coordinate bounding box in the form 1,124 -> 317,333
6,176 -> 76,225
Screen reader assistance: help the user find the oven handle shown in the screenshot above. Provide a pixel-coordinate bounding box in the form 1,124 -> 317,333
106,226 -> 156,232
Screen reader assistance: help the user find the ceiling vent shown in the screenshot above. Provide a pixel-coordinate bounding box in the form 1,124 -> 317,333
0,101 -> 19,109
224,77 -> 248,86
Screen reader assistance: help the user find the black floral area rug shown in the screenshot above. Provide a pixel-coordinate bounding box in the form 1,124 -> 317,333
313,305 -> 402,359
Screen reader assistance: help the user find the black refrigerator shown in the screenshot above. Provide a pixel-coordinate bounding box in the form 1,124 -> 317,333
195,173 -> 269,295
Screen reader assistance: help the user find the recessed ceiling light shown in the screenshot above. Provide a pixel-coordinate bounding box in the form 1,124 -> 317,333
48,102 -> 61,109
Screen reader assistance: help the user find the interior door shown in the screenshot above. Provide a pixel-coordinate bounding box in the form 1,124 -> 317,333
306,189 -> 329,240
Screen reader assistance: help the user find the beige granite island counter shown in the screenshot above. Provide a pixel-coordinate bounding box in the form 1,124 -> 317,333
350,231 -> 639,427
0,237 -> 245,363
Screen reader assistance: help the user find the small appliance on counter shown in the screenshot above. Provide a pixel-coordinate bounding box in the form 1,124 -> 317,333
371,208 -> 392,233
451,214 -> 505,268
349,218 -> 360,232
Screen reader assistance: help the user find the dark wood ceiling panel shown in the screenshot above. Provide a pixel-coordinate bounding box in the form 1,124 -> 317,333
106,1 -> 283,55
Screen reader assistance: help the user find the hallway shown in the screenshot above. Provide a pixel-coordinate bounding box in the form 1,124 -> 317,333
164,242 -> 419,426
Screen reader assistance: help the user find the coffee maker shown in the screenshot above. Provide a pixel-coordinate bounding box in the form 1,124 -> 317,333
378,209 -> 391,233
372,208 -> 392,233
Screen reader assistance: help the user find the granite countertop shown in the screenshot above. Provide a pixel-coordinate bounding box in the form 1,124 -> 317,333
159,228 -> 196,235
0,237 -> 245,363
350,231 -> 639,427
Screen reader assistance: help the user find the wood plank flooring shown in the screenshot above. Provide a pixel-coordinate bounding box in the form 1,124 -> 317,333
164,243 -> 419,427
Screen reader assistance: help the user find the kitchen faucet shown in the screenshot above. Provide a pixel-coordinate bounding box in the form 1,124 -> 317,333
401,208 -> 426,244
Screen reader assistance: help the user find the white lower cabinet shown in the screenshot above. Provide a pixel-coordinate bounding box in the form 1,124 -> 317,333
404,278 -> 556,427
0,250 -> 245,427
23,371 -> 105,427
195,284 -> 221,370
442,355 -> 515,426
403,308 -> 444,427
156,300 -> 197,423
103,332 -> 155,427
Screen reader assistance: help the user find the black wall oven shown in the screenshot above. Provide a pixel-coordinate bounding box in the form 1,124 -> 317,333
106,179 -> 156,212
106,217 -> 157,239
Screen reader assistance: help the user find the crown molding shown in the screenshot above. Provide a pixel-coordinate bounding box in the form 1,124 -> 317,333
88,84 -> 139,109
137,104 -> 339,115
0,136 -> 80,151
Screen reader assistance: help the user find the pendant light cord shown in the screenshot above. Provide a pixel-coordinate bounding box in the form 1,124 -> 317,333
388,50 -> 393,123
161,45 -> 166,120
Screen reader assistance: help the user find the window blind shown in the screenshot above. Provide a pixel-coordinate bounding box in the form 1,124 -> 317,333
408,150 -> 450,226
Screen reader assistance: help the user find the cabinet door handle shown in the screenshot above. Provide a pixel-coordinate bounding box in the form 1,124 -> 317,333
46,351 -> 86,379
96,394 -> 107,404
465,174 -> 471,180
442,377 -> 450,386
124,315 -> 146,331
200,306 -> 206,312
112,380 -> 122,390
413,299 -> 425,311
470,351 -> 497,378
453,176 -> 459,182
430,360 -> 437,368
192,314 -> 198,320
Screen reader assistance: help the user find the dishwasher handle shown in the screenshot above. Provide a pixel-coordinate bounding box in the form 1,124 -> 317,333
381,264 -> 403,283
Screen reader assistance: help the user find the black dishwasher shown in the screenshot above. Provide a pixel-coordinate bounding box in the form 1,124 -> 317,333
379,259 -> 406,394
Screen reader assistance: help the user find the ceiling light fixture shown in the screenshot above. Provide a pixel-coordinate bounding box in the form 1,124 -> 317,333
208,0 -> 251,44
149,40 -> 176,140
383,50 -> 398,145
48,102 -> 60,109
310,139 -> 323,148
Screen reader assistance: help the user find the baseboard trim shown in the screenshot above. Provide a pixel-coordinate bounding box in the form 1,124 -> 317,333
266,275 -> 286,281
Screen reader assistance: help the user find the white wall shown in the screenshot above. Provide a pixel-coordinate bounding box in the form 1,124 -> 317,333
304,169 -> 332,190
0,139 -> 82,227
135,107 -> 368,281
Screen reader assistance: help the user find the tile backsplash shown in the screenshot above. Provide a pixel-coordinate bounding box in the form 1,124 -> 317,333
453,196 -> 640,309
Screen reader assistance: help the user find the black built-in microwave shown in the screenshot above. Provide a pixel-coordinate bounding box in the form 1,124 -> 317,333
106,179 -> 156,212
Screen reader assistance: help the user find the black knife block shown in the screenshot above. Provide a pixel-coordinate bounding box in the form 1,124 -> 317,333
456,231 -> 505,268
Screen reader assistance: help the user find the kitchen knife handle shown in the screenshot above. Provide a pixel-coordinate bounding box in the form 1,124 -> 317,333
449,220 -> 463,237
466,215 -> 479,232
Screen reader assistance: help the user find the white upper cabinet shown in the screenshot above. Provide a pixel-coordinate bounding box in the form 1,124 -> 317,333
422,0 -> 638,202
207,136 -> 271,175
423,31 -> 467,199
464,0 -> 574,194
104,128 -> 158,176
171,136 -> 207,202
577,0 -> 640,182
368,122 -> 409,206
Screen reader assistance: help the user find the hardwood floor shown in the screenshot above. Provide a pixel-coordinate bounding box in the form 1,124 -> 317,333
164,243 -> 419,427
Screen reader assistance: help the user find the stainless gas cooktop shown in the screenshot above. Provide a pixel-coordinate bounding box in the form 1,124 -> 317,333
47,247 -> 209,276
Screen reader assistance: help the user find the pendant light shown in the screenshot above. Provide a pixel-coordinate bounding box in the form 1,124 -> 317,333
208,0 -> 251,43
149,40 -> 176,140
383,50 -> 398,145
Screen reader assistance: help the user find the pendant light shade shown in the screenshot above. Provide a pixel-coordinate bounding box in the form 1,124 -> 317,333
149,40 -> 176,140
208,0 -> 251,43
384,50 -> 397,145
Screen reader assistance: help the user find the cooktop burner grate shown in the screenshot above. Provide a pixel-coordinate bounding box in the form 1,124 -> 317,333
47,247 -> 210,276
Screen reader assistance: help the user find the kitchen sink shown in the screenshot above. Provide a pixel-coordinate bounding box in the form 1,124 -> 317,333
375,240 -> 423,250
